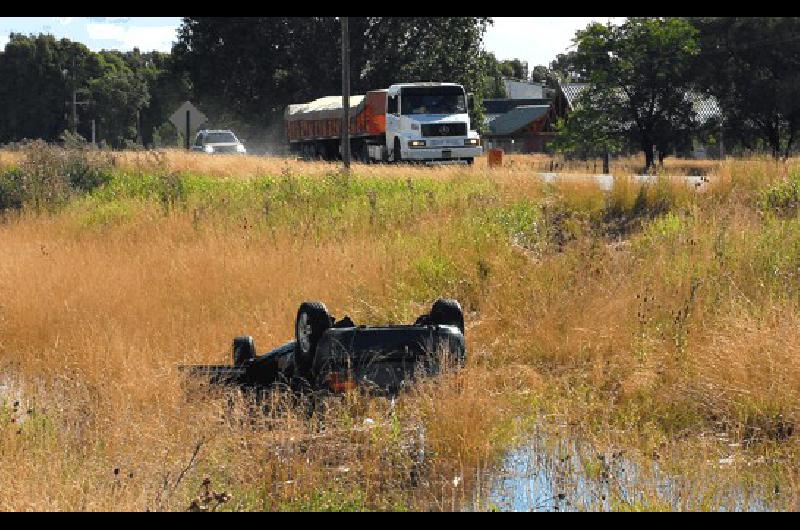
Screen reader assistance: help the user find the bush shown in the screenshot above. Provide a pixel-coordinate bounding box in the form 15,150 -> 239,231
761,173 -> 800,216
0,168 -> 24,211
0,140 -> 113,212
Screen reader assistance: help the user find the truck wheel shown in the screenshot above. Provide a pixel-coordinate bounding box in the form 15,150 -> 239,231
233,336 -> 257,366
429,298 -> 464,334
295,301 -> 333,374
359,145 -> 370,164
465,158 -> 474,166
394,137 -> 402,163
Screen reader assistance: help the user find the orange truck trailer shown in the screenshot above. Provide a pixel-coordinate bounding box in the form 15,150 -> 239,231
285,82 -> 482,164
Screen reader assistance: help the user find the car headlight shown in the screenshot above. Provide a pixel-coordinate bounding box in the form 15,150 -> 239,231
464,138 -> 480,146
408,140 -> 426,148
203,145 -> 214,153
236,144 -> 246,153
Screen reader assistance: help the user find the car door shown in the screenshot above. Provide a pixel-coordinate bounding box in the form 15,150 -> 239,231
385,93 -> 400,155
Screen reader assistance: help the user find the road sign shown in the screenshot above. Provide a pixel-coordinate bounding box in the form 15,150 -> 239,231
169,101 -> 208,149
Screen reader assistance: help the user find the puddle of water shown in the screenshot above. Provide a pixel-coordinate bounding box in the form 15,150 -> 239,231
470,425 -> 780,512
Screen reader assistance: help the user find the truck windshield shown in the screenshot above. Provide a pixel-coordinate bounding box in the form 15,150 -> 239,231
205,132 -> 237,143
401,86 -> 467,115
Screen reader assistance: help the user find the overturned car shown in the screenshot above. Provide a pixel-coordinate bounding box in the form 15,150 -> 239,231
182,299 -> 466,396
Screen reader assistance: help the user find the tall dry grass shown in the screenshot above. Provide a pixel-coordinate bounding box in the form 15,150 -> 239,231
1,149 -> 800,510
98,149 -> 733,179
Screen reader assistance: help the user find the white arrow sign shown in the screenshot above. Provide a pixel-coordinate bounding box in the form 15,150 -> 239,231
169,101 -> 208,148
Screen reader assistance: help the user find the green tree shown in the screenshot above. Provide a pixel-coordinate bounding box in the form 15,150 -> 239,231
529,65 -> 560,90
0,34 -> 94,143
550,88 -> 624,167
124,50 -> 192,147
690,17 -> 800,159
84,50 -> 150,148
557,18 -> 701,170
499,58 -> 528,80
0,34 -> 162,148
173,17 -> 493,134
479,51 -> 507,99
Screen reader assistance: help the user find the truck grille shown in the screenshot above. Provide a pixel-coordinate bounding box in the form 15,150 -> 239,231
421,123 -> 467,137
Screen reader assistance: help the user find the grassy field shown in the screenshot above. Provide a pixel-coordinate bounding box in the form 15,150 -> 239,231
1,146 -> 799,511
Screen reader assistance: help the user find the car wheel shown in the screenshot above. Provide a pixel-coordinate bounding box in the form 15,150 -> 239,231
465,158 -> 474,166
429,298 -> 464,334
232,336 -> 256,366
295,301 -> 333,375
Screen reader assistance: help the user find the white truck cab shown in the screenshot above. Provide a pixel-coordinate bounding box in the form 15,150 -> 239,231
383,82 -> 482,164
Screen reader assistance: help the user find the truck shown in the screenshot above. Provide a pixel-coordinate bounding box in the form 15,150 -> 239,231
285,82 -> 483,164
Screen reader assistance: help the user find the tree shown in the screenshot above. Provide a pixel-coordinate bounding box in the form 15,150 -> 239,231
550,51 -> 587,83
550,88 -> 625,170
557,18 -> 702,170
499,58 -> 528,80
0,34 -> 161,148
479,51 -> 507,100
83,50 -> 151,147
173,17 -> 493,134
0,34 -> 94,143
529,65 -> 560,89
690,17 -> 800,159
126,51 -> 192,147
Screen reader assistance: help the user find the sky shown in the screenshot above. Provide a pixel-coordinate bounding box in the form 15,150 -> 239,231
0,17 -> 622,68
0,17 -> 181,53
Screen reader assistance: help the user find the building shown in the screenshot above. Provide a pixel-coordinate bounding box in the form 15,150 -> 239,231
482,80 -> 724,156
483,104 -> 552,153
502,79 -> 546,99
483,98 -> 550,126
481,85 -> 555,153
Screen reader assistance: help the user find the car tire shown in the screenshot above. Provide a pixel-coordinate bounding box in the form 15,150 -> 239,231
295,301 -> 333,375
429,298 -> 465,334
465,158 -> 474,166
232,336 -> 257,366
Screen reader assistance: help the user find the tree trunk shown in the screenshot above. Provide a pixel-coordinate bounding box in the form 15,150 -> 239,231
783,122 -> 796,161
643,147 -> 654,173
766,124 -> 782,159
603,151 -> 610,174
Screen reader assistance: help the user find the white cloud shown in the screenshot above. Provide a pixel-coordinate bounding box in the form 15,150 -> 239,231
55,17 -> 74,25
88,17 -> 131,24
485,17 -> 625,67
85,22 -> 176,52
0,33 -> 8,50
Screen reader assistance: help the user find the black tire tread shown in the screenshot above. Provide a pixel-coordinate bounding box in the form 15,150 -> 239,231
232,335 -> 256,366
429,298 -> 465,333
295,301 -> 333,374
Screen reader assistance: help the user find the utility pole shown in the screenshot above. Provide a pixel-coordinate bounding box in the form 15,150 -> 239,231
64,58 -> 90,137
136,109 -> 142,146
341,16 -> 351,170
